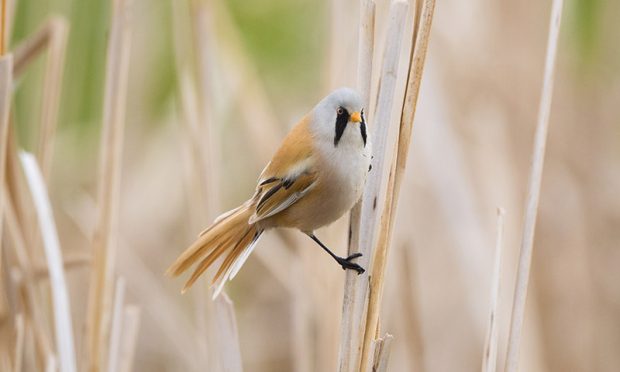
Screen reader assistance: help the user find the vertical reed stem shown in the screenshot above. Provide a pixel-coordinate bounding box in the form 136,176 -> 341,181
504,1 -> 564,371
359,0 -> 436,369
84,1 -> 132,370
0,55 -> 11,252
339,2 -> 409,371
481,208 -> 505,372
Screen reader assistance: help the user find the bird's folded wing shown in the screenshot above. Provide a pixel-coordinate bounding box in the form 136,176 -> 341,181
250,170 -> 317,224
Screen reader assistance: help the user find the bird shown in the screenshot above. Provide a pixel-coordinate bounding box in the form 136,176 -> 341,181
166,87 -> 372,298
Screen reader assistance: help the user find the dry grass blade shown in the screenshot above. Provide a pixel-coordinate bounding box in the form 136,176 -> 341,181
190,0 -> 220,219
504,1 -> 564,371
1,0 -> 6,54
107,278 -> 126,372
3,194 -> 54,367
84,0 -> 132,370
37,17 -> 68,181
11,18 -> 60,76
33,255 -> 90,280
45,355 -> 57,372
370,334 -> 394,372
343,1 -> 375,365
360,0 -> 436,369
117,306 -> 140,372
19,152 -> 76,372
356,0 -> 375,108
346,0 -> 374,289
393,0 -> 436,196
213,292 -> 243,372
13,313 -> 24,372
339,2 -> 409,371
481,208 -> 505,372
0,55 -> 11,246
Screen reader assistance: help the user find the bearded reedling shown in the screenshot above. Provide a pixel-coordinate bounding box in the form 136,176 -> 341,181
167,88 -> 372,298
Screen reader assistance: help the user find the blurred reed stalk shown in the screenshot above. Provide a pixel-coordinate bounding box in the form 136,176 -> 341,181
117,305 -> 140,372
481,208 -> 506,372
0,34 -> 11,372
107,277 -> 126,372
172,1 -> 244,370
366,334 -> 393,372
2,9 -> 65,369
344,0 -> 374,331
0,51 -> 11,259
19,152 -> 76,372
36,17 -> 68,182
339,1 -> 410,370
84,0 -> 132,370
504,0 -> 564,371
12,18 -> 65,76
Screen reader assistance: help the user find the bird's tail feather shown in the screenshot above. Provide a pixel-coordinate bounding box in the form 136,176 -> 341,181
166,201 -> 263,297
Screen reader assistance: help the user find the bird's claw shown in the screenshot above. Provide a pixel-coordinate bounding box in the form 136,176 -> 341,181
337,253 -> 365,275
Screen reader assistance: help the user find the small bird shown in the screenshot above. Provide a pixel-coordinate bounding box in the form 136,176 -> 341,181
167,87 -> 372,297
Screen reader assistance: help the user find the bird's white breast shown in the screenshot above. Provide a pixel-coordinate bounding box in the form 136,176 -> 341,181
311,125 -> 372,228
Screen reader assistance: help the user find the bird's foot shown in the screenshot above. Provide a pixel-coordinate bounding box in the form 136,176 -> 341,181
337,253 -> 365,275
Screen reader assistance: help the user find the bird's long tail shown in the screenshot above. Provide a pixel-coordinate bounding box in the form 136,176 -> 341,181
166,200 -> 263,298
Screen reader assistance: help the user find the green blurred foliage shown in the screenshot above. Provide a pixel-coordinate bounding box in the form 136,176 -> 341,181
226,0 -> 327,105
10,0 -> 326,147
12,0 -> 109,147
568,0 -> 602,74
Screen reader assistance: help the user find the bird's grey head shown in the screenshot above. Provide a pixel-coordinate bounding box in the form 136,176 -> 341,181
312,87 -> 367,148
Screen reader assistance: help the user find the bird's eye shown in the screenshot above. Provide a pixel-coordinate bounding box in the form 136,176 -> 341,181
337,107 -> 344,116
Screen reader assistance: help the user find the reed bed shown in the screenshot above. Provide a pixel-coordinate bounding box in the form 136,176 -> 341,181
1,0 -> 617,371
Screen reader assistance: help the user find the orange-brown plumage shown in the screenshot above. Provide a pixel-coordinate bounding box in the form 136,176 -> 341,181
167,88 -> 371,297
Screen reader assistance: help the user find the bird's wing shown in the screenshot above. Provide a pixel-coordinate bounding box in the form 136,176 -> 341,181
250,115 -> 318,223
250,171 -> 317,223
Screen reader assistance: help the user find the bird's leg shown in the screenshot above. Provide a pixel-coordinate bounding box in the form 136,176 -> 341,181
306,233 -> 365,274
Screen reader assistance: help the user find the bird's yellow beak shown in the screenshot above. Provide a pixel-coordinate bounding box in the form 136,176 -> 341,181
350,111 -> 362,123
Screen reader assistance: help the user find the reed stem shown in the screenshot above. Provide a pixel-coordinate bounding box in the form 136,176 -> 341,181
504,1 -> 564,370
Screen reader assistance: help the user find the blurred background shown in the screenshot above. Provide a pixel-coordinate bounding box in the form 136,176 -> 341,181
4,0 -> 620,371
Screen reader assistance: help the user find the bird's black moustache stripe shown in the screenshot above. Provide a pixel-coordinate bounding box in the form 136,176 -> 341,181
334,107 -> 349,146
360,111 -> 367,146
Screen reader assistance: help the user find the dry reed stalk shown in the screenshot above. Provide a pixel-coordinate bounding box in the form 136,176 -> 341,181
11,18 -> 60,76
504,1 -> 564,371
401,244 -> 425,370
178,1 -> 224,369
0,56 -> 9,343
360,0 -> 435,369
292,261 -> 312,372
481,208 -> 505,372
3,195 -> 53,367
63,194 -> 189,367
0,0 -> 6,54
327,0 -> 356,87
13,313 -> 24,372
84,0 -> 132,370
359,151 -> 396,370
32,255 -> 90,280
106,278 -> 125,372
37,17 -> 68,181
19,152 -> 76,372
190,0 -> 220,219
346,0 -> 375,305
212,293 -> 243,372
45,355 -> 57,372
338,2 -> 409,371
369,333 -> 394,372
117,306 -> 140,372
0,55 -> 11,252
209,0 -> 284,157
13,313 -> 26,372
